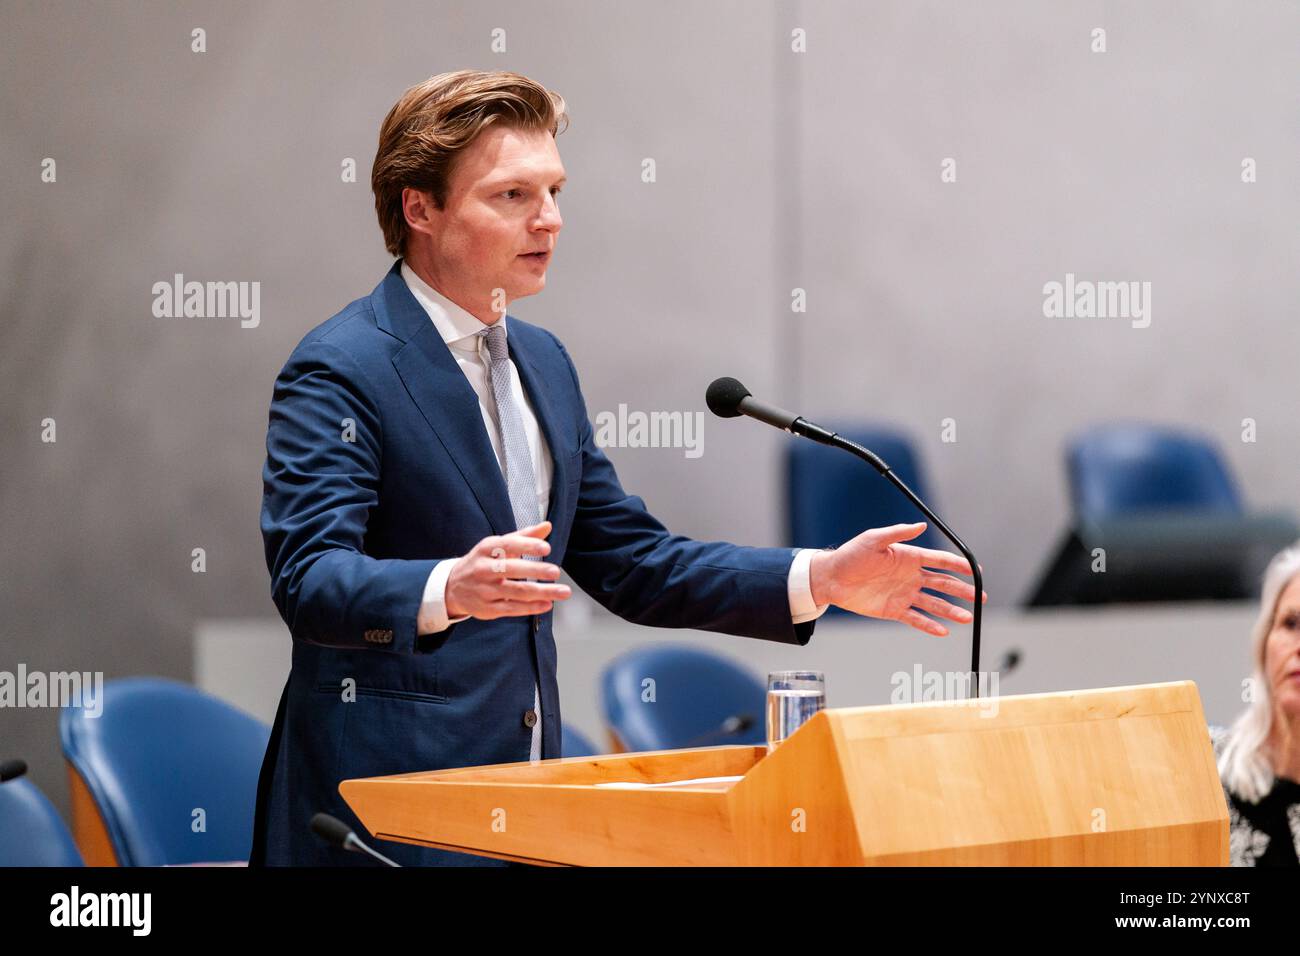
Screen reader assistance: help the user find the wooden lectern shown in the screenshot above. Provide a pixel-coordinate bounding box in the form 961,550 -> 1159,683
339,680 -> 1228,865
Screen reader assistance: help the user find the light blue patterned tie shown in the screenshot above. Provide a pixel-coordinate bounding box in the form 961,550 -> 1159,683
478,322 -> 544,761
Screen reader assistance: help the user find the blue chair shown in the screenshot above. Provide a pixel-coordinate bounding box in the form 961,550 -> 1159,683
600,645 -> 766,753
786,425 -> 940,550
60,677 -> 270,866
1067,423 -> 1243,522
0,777 -> 84,866
787,426 -> 940,616
560,725 -> 601,758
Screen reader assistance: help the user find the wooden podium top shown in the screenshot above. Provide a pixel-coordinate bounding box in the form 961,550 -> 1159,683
339,680 -> 1229,866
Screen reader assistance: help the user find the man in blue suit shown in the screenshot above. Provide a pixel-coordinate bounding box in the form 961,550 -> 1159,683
252,71 -> 982,866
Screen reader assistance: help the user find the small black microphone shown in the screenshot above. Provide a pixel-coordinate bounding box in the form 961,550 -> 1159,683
704,377 -> 751,418
708,376 -> 984,689
996,649 -> 1022,675
706,377 -> 845,450
721,714 -> 755,735
310,812 -> 401,867
681,714 -> 757,748
0,759 -> 28,783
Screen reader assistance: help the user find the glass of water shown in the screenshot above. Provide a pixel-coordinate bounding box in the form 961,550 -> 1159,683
766,671 -> 826,753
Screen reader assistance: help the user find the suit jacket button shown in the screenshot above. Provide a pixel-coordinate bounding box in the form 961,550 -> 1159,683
523,709 -> 538,728
532,616 -> 540,633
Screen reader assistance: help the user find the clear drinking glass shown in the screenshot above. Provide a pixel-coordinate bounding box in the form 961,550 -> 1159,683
766,671 -> 826,753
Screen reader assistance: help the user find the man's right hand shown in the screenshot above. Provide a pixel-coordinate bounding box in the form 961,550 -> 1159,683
444,521 -> 572,620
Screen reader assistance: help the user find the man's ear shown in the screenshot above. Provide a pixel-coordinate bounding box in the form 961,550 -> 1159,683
402,186 -> 438,241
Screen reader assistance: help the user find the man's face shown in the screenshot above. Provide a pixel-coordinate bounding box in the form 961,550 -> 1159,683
404,124 -> 564,320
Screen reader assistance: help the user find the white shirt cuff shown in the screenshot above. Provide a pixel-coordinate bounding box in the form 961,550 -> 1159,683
788,548 -> 830,624
417,558 -> 471,635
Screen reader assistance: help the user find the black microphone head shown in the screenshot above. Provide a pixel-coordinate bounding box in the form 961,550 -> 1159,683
0,758 -> 28,782
310,812 -> 355,849
719,714 -> 756,735
706,377 -> 751,418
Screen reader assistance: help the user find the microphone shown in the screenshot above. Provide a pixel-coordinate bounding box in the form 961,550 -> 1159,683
707,377 -> 984,691
0,759 -> 28,782
309,812 -> 401,867
706,377 -> 842,448
681,714 -> 756,748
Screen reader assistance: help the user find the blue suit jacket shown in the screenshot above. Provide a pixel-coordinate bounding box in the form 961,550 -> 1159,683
251,260 -> 817,865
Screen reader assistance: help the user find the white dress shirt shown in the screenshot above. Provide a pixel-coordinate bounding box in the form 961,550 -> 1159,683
401,262 -> 828,754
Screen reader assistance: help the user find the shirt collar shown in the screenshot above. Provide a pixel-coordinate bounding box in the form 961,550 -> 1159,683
400,260 -> 505,353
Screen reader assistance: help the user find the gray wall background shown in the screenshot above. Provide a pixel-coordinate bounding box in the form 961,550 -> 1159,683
3,0 -> 1298,816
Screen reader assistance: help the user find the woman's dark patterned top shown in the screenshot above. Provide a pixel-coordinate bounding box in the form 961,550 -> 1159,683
1209,725 -> 1300,866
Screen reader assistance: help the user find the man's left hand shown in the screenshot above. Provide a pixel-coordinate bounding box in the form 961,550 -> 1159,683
808,522 -> 987,637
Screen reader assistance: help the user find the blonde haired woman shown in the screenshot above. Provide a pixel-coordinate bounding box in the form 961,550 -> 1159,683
1211,542 -> 1300,865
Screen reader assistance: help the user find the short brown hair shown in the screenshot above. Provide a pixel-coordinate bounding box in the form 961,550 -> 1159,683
371,70 -> 568,257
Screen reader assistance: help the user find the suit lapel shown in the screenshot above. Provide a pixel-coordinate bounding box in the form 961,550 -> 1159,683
375,260 -> 568,533
376,262 -> 512,534
392,325 -> 517,535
